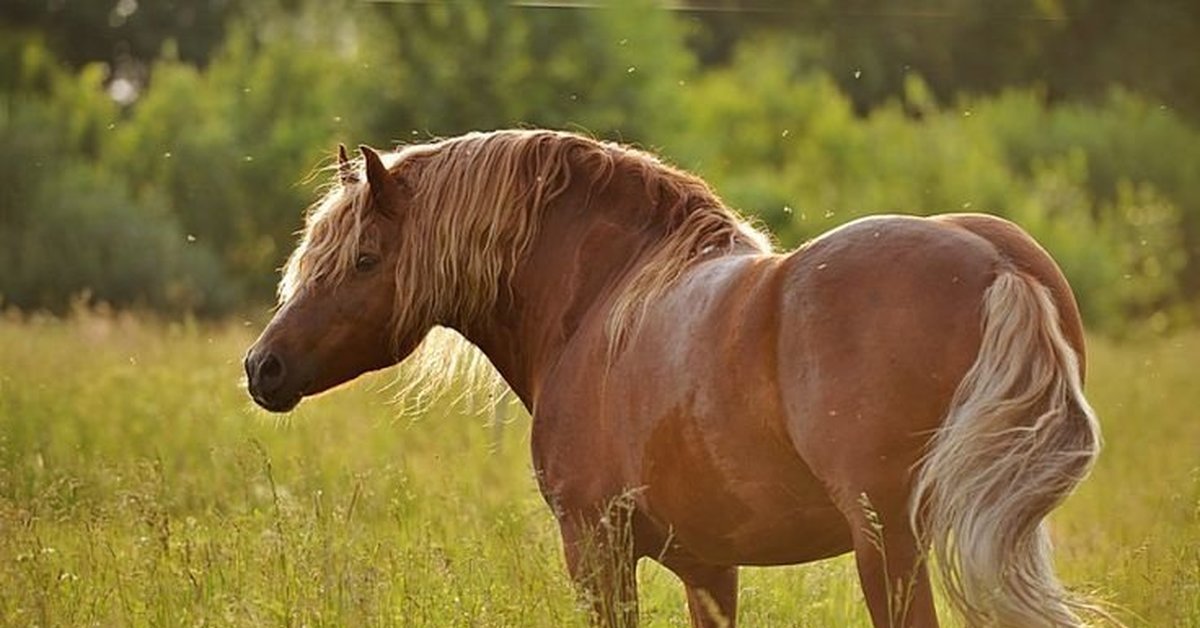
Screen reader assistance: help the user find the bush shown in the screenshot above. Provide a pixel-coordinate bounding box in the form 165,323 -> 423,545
1,161 -> 235,314
660,40 -> 1198,332
0,50 -> 236,314
3,7 -> 1199,332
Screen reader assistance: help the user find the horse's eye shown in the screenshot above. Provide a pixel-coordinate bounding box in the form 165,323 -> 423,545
355,253 -> 380,272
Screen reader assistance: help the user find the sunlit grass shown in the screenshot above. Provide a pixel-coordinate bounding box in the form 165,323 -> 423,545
0,313 -> 1195,626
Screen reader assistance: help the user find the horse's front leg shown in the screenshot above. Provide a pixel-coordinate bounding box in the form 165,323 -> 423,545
558,506 -> 640,628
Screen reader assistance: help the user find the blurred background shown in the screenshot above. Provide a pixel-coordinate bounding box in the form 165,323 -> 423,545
2,5 -> 1198,625
2,0 -> 1198,333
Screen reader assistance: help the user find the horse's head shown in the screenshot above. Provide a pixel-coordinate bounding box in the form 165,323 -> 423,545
245,145 -> 428,412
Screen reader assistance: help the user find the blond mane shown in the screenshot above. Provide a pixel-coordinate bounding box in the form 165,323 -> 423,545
281,130 -> 771,383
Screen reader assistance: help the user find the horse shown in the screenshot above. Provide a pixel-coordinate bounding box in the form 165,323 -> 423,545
244,130 -> 1104,627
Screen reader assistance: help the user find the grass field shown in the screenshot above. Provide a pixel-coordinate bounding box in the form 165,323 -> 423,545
0,312 -> 1196,627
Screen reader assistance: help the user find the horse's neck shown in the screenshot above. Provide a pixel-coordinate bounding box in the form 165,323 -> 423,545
452,174 -> 662,408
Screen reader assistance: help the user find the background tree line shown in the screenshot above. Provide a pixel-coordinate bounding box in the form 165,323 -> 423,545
1,0 -> 1197,333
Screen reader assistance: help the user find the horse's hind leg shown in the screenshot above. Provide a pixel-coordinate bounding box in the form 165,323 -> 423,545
659,555 -> 738,628
683,566 -> 737,628
840,490 -> 938,628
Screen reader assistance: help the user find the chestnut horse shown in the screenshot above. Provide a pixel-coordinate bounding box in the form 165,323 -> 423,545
245,130 -> 1103,627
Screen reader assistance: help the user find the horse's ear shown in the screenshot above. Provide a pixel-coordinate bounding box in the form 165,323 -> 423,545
337,144 -> 357,185
360,145 -> 401,216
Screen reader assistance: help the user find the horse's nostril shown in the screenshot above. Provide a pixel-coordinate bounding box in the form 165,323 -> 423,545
248,350 -> 287,394
260,354 -> 284,381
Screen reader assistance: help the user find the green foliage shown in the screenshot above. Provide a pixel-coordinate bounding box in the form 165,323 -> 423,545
663,41 -> 1200,331
358,0 -> 691,140
0,38 -> 235,314
968,88 -> 1200,300
0,0 -> 241,69
1,2 -> 1198,330
0,317 -> 1195,625
688,0 -> 1200,125
0,155 -> 232,314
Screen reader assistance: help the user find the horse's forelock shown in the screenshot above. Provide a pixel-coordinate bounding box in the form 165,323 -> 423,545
279,145 -> 430,306
278,175 -> 372,304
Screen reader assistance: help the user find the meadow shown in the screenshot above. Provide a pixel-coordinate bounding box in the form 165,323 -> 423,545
0,312 -> 1196,627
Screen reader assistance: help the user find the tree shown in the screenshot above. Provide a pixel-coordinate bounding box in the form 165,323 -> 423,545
358,0 -> 692,142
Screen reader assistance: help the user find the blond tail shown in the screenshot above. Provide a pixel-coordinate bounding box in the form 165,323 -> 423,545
910,271 -> 1104,627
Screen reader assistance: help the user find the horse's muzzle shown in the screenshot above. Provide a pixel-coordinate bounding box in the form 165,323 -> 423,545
244,346 -> 302,412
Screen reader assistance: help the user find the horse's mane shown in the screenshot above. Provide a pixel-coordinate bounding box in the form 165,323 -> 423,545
282,130 -> 771,363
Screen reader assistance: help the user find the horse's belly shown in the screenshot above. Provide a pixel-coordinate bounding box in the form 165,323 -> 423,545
637,409 -> 853,566
652,498 -> 853,566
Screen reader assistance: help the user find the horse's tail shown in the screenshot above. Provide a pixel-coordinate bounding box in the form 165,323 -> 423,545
910,270 -> 1103,627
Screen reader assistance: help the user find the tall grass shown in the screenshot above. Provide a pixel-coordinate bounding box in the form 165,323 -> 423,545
0,313 -> 1195,626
